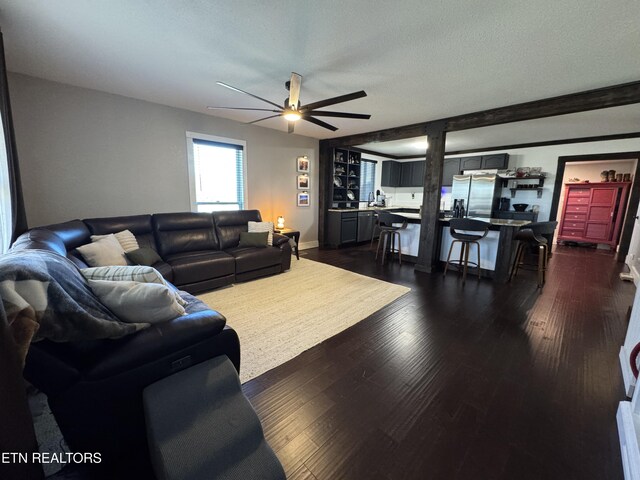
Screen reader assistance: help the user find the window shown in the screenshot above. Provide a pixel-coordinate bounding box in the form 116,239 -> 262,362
359,159 -> 377,202
186,132 -> 246,213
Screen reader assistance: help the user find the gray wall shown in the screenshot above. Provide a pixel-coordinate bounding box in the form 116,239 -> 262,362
8,73 -> 320,245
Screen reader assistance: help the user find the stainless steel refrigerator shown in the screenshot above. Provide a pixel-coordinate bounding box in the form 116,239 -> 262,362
451,173 -> 501,218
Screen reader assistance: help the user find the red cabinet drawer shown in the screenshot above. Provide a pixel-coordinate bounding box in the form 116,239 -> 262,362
564,213 -> 587,222
560,230 -> 583,238
568,188 -> 591,197
563,221 -> 585,230
566,205 -> 588,213
567,197 -> 589,205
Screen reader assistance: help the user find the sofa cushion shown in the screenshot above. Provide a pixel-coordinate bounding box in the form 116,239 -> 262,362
91,230 -> 140,253
212,210 -> 262,250
76,235 -> 128,267
248,221 -> 274,246
226,246 -> 282,274
84,215 -> 157,251
126,247 -> 162,266
164,250 -> 234,286
153,213 -> 219,257
238,231 -> 268,248
87,280 -> 186,324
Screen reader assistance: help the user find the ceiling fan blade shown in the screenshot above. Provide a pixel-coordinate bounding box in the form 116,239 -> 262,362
300,90 -> 367,112
305,110 -> 371,119
216,81 -> 283,109
246,114 -> 282,125
302,115 -> 338,131
288,72 -> 302,109
207,106 -> 282,112
288,121 -> 295,134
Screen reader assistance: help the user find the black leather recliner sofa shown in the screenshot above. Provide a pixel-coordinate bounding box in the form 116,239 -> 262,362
10,209 -> 292,477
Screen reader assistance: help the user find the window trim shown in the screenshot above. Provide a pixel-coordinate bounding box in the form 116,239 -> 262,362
185,131 -> 248,213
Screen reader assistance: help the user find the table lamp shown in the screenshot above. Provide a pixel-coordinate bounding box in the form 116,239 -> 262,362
276,216 -> 285,230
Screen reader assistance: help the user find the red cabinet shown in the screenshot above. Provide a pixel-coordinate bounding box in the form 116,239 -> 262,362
558,182 -> 630,248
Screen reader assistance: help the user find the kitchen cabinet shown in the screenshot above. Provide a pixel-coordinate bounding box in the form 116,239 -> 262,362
558,182 -> 630,248
381,160 -> 401,187
461,156 -> 482,171
332,148 -> 361,209
327,211 -> 359,247
442,158 -> 461,186
481,153 -> 509,169
357,211 -> 375,242
399,161 -> 426,187
459,153 -> 509,172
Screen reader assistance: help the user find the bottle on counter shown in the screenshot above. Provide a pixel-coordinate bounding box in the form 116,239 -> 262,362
459,199 -> 466,218
453,199 -> 460,218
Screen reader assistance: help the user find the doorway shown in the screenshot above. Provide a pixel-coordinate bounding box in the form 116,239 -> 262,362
549,151 -> 640,258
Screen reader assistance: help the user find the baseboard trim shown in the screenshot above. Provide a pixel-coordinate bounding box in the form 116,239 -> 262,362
299,240 -> 319,251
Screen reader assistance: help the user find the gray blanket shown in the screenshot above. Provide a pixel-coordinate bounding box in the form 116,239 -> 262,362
0,249 -> 148,362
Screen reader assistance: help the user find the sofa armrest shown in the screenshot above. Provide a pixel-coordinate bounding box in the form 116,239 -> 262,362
272,233 -> 290,246
82,309 -> 227,379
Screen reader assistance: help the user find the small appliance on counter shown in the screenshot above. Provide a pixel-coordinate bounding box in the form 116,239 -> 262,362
499,197 -> 510,211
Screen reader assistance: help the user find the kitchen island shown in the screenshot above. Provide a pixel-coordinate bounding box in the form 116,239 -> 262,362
389,213 -> 529,283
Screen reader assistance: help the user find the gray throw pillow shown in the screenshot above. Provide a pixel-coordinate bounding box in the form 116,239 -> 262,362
238,231 -> 269,248
126,247 -> 162,266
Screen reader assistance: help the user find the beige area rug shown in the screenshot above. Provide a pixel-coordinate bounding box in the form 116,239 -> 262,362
198,258 -> 410,383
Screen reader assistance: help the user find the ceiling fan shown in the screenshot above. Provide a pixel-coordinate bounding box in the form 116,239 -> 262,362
207,72 -> 370,134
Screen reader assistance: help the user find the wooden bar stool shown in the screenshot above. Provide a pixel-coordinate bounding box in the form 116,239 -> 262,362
509,221 -> 558,287
443,218 -> 489,284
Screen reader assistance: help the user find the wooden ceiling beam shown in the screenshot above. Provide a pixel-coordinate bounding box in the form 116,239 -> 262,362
322,80 -> 640,149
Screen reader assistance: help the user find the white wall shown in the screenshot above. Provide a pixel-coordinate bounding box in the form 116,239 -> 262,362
9,73 -> 320,245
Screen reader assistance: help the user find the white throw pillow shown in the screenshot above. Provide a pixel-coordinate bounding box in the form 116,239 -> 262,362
81,265 -> 187,306
248,221 -> 274,246
91,230 -> 139,253
87,280 -> 186,324
77,235 -> 128,267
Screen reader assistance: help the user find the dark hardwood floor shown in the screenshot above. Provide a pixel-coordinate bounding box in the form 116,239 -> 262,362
242,244 -> 635,480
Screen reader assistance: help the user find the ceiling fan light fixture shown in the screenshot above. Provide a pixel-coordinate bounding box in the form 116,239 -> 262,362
283,110 -> 302,121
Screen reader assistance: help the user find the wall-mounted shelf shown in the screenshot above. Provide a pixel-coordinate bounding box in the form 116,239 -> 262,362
503,175 -> 546,199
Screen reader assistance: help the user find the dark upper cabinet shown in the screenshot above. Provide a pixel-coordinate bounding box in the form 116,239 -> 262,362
400,162 -> 414,187
481,153 -> 509,169
381,160 -> 401,187
461,156 -> 482,171
459,153 -> 509,172
411,161 -> 425,187
442,158 -> 460,186
399,161 -> 426,187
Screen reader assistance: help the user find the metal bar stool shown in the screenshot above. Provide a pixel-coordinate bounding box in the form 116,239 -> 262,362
509,221 -> 558,287
375,211 -> 408,264
443,218 -> 489,284
370,212 -> 381,250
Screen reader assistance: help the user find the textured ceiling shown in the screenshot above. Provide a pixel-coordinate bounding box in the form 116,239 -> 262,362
1,0 -> 639,141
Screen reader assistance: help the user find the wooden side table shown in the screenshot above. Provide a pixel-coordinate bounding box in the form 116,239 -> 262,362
274,228 -> 300,260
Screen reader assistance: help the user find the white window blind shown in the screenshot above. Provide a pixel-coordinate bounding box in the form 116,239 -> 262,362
0,114 -> 11,253
359,159 -> 377,202
190,138 -> 245,212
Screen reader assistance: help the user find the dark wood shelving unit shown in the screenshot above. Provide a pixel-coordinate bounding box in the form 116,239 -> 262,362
331,148 -> 361,209
503,174 -> 546,198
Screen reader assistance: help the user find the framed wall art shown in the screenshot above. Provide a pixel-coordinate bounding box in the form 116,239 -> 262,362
297,192 -> 310,207
297,174 -> 309,190
297,155 -> 309,173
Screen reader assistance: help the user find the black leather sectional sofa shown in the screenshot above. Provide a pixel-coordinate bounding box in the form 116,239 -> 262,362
13,209 -> 292,293
10,209 -> 291,477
